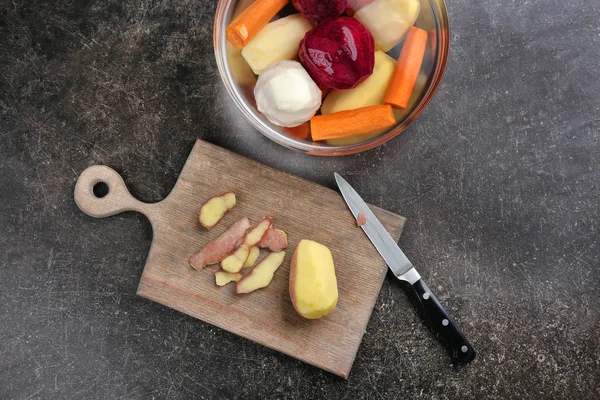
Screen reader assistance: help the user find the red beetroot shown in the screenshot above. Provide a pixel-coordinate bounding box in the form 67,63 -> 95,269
291,0 -> 346,21
298,17 -> 375,90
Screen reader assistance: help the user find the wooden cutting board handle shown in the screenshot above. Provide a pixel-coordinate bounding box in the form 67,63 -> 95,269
74,165 -> 155,219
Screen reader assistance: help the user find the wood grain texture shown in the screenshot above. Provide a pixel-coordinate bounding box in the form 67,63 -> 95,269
74,140 -> 406,378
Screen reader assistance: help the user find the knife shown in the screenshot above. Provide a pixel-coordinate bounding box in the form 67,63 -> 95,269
335,173 -> 476,363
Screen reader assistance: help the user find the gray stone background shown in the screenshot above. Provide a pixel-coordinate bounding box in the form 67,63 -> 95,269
1,0 -> 599,398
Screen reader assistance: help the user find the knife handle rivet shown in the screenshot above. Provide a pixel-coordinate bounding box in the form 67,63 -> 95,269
461,346 -> 469,353
422,293 -> 430,300
442,319 -> 449,326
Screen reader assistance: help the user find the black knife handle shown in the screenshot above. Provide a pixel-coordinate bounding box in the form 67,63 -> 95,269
411,279 -> 476,363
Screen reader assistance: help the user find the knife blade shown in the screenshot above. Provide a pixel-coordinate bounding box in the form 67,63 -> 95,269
334,173 -> 421,284
334,173 -> 476,363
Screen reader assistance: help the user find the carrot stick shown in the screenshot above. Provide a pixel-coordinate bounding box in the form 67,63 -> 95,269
310,105 -> 395,141
384,26 -> 428,109
285,122 -> 311,141
226,0 -> 288,49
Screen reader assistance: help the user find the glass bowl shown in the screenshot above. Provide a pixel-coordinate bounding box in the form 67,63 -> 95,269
214,0 -> 450,156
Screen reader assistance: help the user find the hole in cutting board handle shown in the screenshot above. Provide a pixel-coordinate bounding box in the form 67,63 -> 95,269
75,165 -> 152,219
93,181 -> 109,198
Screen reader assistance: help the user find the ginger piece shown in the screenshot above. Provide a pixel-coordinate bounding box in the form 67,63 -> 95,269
236,251 -> 286,294
189,217 -> 249,270
257,228 -> 288,252
222,246 -> 251,272
198,192 -> 236,229
243,246 -> 260,268
215,271 -> 243,286
222,217 -> 272,273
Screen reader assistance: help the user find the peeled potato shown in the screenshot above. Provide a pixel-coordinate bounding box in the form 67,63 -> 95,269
322,51 -> 397,115
226,43 -> 257,87
354,0 -> 420,52
322,51 -> 396,145
289,240 -> 338,319
241,14 -> 314,75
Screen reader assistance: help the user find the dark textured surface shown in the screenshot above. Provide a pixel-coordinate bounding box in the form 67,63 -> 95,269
1,0 -> 599,398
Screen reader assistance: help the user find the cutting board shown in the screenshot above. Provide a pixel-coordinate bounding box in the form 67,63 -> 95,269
74,140 -> 405,378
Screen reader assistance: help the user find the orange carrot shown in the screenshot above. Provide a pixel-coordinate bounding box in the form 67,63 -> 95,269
384,26 -> 428,109
226,0 -> 289,49
285,122 -> 311,141
310,105 -> 395,141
